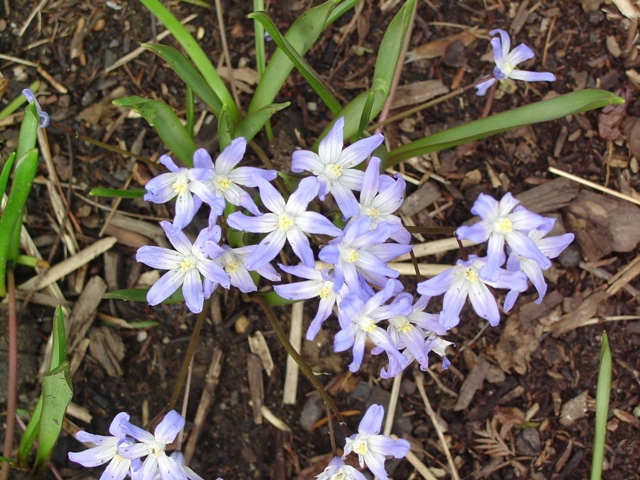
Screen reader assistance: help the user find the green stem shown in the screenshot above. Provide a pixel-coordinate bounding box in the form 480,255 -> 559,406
250,295 -> 350,433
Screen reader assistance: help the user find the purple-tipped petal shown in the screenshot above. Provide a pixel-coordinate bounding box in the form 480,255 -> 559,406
215,137 -> 247,174
359,404 -> 384,435
155,411 -> 185,444
506,43 -> 535,66
509,70 -> 556,82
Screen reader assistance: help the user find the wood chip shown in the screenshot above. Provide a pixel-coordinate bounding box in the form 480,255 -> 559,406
390,80 -> 449,109
400,181 -> 441,217
495,312 -> 544,374
607,253 -> 640,296
88,326 -> 125,377
248,331 -> 274,377
247,353 -> 264,424
454,354 -> 490,411
551,290 -> 608,336
67,276 -> 107,352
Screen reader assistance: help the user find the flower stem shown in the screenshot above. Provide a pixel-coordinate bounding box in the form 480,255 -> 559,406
1,270 -> 17,480
250,294 -> 350,434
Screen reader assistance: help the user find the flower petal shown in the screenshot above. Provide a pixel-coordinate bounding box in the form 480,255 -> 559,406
147,270 -> 185,306
215,137 -> 246,174
509,69 -> 556,82
182,268 -> 204,313
318,117 -> 345,164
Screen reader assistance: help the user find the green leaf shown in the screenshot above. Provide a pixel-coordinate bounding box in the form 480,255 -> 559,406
235,102 -> 290,143
139,0 -> 240,123
257,290 -> 298,306
103,288 -> 185,304
314,0 -> 415,146
249,0 -> 340,115
113,96 -> 195,166
386,89 -> 625,167
0,147 -> 39,297
218,104 -> 235,151
17,397 -> 41,468
32,362 -> 72,478
250,12 -> 342,115
358,90 -> 376,140
89,187 -> 146,198
142,43 -> 223,117
50,306 -> 66,371
591,332 -> 612,480
0,152 -> 16,196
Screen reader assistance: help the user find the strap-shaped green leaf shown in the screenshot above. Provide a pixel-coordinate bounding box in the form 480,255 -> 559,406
236,102 -> 291,143
89,187 -> 146,198
142,43 -> 223,117
591,332 -> 611,480
139,0 -> 240,123
386,89 -> 624,167
250,12 -> 342,115
113,96 -> 195,166
0,152 -> 16,196
314,0 -> 415,147
17,397 -> 42,468
248,0 -> 339,115
218,104 -> 235,151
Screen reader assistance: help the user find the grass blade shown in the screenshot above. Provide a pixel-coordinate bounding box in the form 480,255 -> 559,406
591,332 -> 612,480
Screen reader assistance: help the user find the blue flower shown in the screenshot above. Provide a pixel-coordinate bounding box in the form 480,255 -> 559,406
356,156 -> 410,244
227,176 -> 342,270
476,29 -> 556,96
168,452 -> 205,480
118,410 -> 186,480
191,138 -> 277,216
274,264 -> 347,341
136,222 -> 230,313
342,404 -> 410,480
22,89 -> 50,128
334,280 -> 410,372
143,154 -> 213,230
417,255 -> 528,329
503,220 -> 575,310
291,117 -> 384,218
68,412 -> 139,480
456,192 -> 552,282
316,456 -> 366,480
319,216 -> 411,293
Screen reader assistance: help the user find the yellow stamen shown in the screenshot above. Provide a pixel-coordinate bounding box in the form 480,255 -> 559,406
344,248 -> 358,263
399,321 -> 413,334
353,439 -> 368,455
494,217 -> 513,233
224,261 -> 239,274
318,285 -> 331,299
278,213 -> 294,231
365,207 -> 380,219
463,267 -> 478,284
215,176 -> 232,191
359,317 -> 376,333
325,163 -> 343,179
172,182 -> 187,194
179,258 -> 195,272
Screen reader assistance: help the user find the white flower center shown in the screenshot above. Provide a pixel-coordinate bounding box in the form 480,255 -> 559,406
365,207 -> 380,219
399,321 -> 413,334
330,473 -> 346,480
278,213 -> 294,231
324,163 -> 343,180
147,442 -> 164,457
172,181 -> 188,194
494,217 -> 513,233
358,316 -> 376,333
353,437 -> 368,455
343,248 -> 358,263
180,256 -> 197,272
224,261 -> 239,274
463,267 -> 478,284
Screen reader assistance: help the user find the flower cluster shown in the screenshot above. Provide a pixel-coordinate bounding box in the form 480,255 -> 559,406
68,410 -> 214,480
317,404 -> 410,480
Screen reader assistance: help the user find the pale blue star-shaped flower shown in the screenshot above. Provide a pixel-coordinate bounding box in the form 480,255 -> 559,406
356,156 -> 410,244
291,117 -> 384,218
136,222 -> 230,313
191,138 -> 277,216
334,279 -> 410,373
118,410 -> 186,480
68,412 -> 139,480
316,456 -> 366,480
476,29 -> 556,96
143,154 -> 214,230
166,452 -> 205,480
456,192 -> 553,282
318,216 -> 411,294
342,404 -> 410,480
227,176 -> 342,270
274,264 -> 348,341
503,219 -> 575,310
417,255 -> 528,329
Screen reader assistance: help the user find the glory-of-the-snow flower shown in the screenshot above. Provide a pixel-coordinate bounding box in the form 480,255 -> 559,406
476,29 -> 556,96
417,255 -> 528,329
136,222 -> 230,313
316,456 -> 366,480
291,117 -> 384,218
342,404 -> 411,480
456,192 -> 553,282
22,88 -> 50,128
228,176 -> 342,270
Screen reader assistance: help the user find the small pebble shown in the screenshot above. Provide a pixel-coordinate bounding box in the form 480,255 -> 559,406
136,331 -> 148,342
234,315 -> 250,334
588,11 -> 605,25
558,245 -> 581,269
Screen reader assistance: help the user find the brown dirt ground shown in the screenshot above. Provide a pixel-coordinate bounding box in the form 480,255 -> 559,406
1,0 -> 640,479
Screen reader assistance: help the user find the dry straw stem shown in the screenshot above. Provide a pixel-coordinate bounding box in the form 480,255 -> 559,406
395,238 -> 477,261
390,434 -> 439,480
104,14 -> 198,73
283,301 -> 304,404
415,372 -> 461,480
548,166 -> 640,207
18,236 -> 117,291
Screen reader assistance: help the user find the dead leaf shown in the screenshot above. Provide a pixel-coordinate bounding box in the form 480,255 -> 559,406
494,313 -> 544,374
454,354 -> 490,411
551,290 -> 608,337
88,327 -> 126,377
406,31 -> 481,63
598,86 -> 632,140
